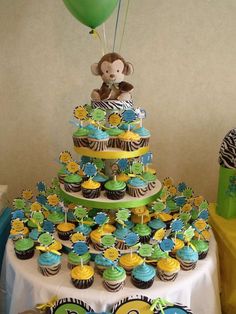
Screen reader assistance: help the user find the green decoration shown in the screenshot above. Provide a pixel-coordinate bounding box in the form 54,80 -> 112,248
101,235 -> 116,247
38,233 -> 54,246
184,226 -> 195,242
74,207 -> 87,220
13,198 -> 26,210
131,162 -> 143,175
183,187 -> 194,198
91,108 -> 106,122
138,244 -> 153,257
63,0 -> 118,29
116,209 -> 130,222
179,212 -> 191,224
93,158 -> 105,170
199,200 -> 209,210
153,201 -> 165,212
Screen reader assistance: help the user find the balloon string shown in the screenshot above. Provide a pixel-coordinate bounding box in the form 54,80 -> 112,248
112,0 -> 122,52
102,23 -> 107,54
89,29 -> 105,55
118,0 -> 130,53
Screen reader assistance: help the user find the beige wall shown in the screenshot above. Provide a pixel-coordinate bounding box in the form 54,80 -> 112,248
1,0 -> 236,202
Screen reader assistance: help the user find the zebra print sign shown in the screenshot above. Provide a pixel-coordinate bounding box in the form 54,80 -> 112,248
219,128 -> 236,168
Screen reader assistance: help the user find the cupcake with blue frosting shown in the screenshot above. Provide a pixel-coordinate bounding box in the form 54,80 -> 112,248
127,177 -> 148,197
114,227 -> 130,250
88,129 -> 109,151
38,252 -> 61,276
148,218 -> 166,235
93,172 -> 109,190
73,127 -> 90,147
131,263 -> 156,289
94,254 -> 114,275
134,126 -> 150,147
176,246 -> 198,271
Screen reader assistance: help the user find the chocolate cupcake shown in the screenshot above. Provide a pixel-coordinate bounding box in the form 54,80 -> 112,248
127,177 -> 148,197
103,266 -> 126,292
142,172 -> 157,191
176,246 -> 199,271
93,173 -> 109,190
14,238 -> 35,260
72,127 -> 90,147
157,257 -> 180,281
118,130 -> 141,151
133,126 -> 150,147
71,265 -> 94,289
190,239 -> 209,260
64,174 -> 83,192
57,166 -> 68,184
81,180 -> 101,199
106,127 -> 124,148
38,252 -> 61,276
88,129 -> 109,151
104,180 -> 126,200
56,222 -> 75,240
131,263 -> 156,289
132,223 -> 152,243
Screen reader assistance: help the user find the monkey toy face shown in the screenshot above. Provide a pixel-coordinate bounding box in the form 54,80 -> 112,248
91,52 -> 133,84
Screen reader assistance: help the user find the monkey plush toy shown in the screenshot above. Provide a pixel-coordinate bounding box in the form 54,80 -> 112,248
91,52 -> 134,101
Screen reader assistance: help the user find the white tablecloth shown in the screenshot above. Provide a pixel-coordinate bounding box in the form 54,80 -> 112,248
1,236 -> 221,314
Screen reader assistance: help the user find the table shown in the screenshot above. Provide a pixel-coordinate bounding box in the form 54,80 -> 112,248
1,235 -> 221,314
210,205 -> 236,314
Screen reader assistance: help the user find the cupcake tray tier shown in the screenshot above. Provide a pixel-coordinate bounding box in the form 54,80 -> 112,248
74,145 -> 150,159
59,180 -> 162,209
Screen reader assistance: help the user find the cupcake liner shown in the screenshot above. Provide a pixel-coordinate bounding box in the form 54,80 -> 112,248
71,276 -> 94,289
146,181 -> 156,191
177,259 -> 197,271
73,136 -> 88,147
106,188 -> 126,200
103,279 -> 125,292
81,187 -> 101,199
127,185 -> 147,197
115,240 -> 129,251
64,182 -> 81,192
120,140 -> 140,151
15,248 -> 35,260
108,137 -> 121,148
91,241 -> 104,252
138,235 -> 151,244
198,250 -> 209,260
38,263 -> 61,276
157,269 -> 179,282
58,174 -> 66,184
88,139 -> 109,151
131,276 -> 154,289
57,230 -> 74,241
139,137 -> 150,147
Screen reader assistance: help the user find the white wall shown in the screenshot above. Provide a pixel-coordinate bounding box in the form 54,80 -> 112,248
1,0 -> 236,201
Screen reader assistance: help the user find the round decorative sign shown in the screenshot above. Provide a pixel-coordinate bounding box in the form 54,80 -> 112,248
93,158 -> 105,170
153,202 -> 165,212
84,162 -> 97,177
153,228 -> 166,241
170,219 -> 184,232
80,156 -> 91,166
101,235 -> 116,247
156,303 -> 193,314
43,221 -> 55,233
94,212 -> 108,226
122,109 -> 137,123
159,238 -> 175,252
50,298 -> 94,314
91,108 -> 106,121
47,194 -> 60,207
117,159 -> 128,171
183,187 -> 194,198
174,196 -> 186,207
11,219 -> 24,231
116,209 -> 130,222
38,233 -> 54,246
193,219 -> 207,232
73,105 -> 88,120
70,232 -> 86,243
103,247 -> 119,261
198,209 -> 209,220
11,210 -> 24,220
108,112 -> 122,127
124,232 -> 139,247
31,211 -> 44,223
31,202 -> 42,212
74,207 -> 87,220
22,189 -> 33,201
59,151 -> 72,164
111,296 -> 155,314
73,241 -> 88,255
67,161 -> 79,174
37,181 -> 47,193
138,244 -> 153,257
141,152 -> 153,165
36,194 -> 47,205
131,162 -> 143,175
13,198 -> 25,210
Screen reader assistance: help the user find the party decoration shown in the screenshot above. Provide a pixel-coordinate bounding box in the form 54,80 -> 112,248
108,112 -> 122,127
153,201 -> 165,213
193,219 -> 207,232
43,221 -> 55,233
63,0 -> 118,29
124,232 -> 139,247
91,108 -> 106,122
117,159 -> 128,171
36,194 -> 47,205
49,297 -> 94,314
13,198 -> 26,210
122,109 -> 137,123
141,152 -> 153,165
174,196 -> 186,207
183,187 -> 194,198
111,295 -> 154,314
31,202 -> 42,212
73,241 -> 89,255
138,244 -> 153,257
93,158 -> 105,170
101,235 -> 116,247
31,212 -> 44,224
170,219 -> 184,232
47,194 -> 60,207
22,189 -> 33,201
104,247 -> 119,261
183,226 -> 195,243
11,210 -> 25,220
11,219 -> 24,232
159,238 -> 175,252
84,162 -> 97,177
163,177 -> 174,188
37,181 -> 47,193
74,206 -> 87,220
177,182 -> 187,193
66,161 -> 79,174
94,212 -> 108,226
179,212 -> 191,224
198,209 -> 209,220
131,162 -> 143,175
116,208 -> 130,223
59,151 -> 72,164
153,228 -> 166,241
73,105 -> 88,121
38,233 -> 54,246
70,233 -> 86,243
135,107 -> 146,119
80,156 -> 91,166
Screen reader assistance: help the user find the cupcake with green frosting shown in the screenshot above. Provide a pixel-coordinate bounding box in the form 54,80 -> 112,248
64,173 -> 83,192
106,127 -> 124,148
57,165 -> 68,184
142,172 -> 157,191
73,127 -> 90,147
132,223 -> 152,243
131,263 -> 156,289
103,266 -> 126,292
14,238 -> 35,260
191,239 -> 209,259
47,211 -> 65,225
67,251 -> 91,269
104,179 -> 126,200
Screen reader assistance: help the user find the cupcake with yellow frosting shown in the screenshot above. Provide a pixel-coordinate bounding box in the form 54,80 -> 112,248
118,130 -> 141,151
131,206 -> 150,224
90,228 -> 105,251
170,238 -> 185,258
157,257 -> 180,281
56,222 -> 75,240
81,180 -> 101,199
71,265 -> 94,289
119,253 -> 143,275
116,172 -> 130,183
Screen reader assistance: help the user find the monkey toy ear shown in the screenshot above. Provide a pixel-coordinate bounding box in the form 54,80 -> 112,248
91,63 -> 100,76
124,62 -> 134,76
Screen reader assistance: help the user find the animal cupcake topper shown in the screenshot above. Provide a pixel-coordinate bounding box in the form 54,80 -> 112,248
73,105 -> 89,127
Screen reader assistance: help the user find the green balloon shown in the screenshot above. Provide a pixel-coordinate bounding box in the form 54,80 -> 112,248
63,0 -> 118,29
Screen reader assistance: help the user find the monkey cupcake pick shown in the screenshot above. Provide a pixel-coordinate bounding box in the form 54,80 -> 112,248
91,52 -> 134,101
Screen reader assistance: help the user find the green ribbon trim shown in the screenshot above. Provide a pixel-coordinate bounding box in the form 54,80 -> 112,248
59,187 -> 161,209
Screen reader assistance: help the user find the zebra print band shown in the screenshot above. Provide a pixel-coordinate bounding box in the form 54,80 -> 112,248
50,297 -> 94,313
219,128 -> 236,168
91,100 -> 133,110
